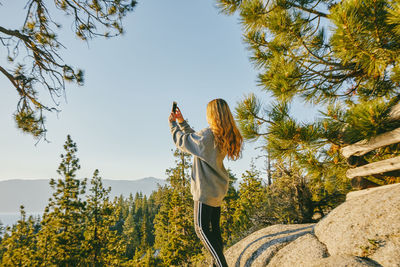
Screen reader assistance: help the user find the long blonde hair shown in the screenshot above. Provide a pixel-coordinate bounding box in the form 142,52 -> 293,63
206,99 -> 243,160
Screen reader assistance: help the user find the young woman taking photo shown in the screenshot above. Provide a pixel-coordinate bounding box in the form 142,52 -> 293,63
168,98 -> 243,267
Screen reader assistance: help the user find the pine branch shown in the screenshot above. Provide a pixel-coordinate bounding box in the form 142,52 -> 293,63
289,2 -> 328,18
0,65 -> 20,93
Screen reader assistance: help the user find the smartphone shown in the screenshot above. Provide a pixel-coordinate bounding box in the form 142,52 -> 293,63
172,101 -> 177,113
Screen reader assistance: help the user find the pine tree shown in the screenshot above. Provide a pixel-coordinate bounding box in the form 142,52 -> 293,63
117,194 -> 130,219
255,161 -> 315,225
218,0 -> 400,203
129,247 -> 159,267
141,248 -> 158,266
122,192 -> 146,260
139,213 -> 150,249
153,185 -> 172,260
36,135 -> 87,266
83,169 -> 126,266
220,169 -> 239,246
0,206 -> 39,266
145,193 -> 157,246
0,220 -> 4,261
123,211 -> 138,260
154,149 -> 202,266
129,247 -> 142,266
232,163 -> 267,239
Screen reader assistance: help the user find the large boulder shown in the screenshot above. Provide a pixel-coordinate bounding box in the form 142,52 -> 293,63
224,183 -> 400,266
310,255 -> 380,267
268,233 -> 328,267
224,224 -> 314,267
314,183 -> 400,266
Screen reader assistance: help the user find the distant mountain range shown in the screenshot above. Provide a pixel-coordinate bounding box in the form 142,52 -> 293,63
0,177 -> 167,213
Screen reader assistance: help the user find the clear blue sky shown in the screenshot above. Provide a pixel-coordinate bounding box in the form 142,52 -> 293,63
0,0 -> 317,182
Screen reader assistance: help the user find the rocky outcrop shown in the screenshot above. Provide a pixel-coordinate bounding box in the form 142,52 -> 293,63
310,255 -> 381,267
267,233 -> 328,267
224,224 -> 314,267
224,183 -> 400,266
315,183 -> 400,267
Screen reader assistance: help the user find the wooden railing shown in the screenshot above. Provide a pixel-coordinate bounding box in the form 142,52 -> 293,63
340,103 -> 400,189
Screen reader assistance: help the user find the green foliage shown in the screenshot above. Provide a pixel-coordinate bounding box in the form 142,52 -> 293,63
220,169 -> 239,246
0,135 -> 171,266
130,247 -> 160,266
235,93 -> 265,140
217,0 -> 242,15
0,222 -> 3,260
343,99 -> 400,143
153,186 -> 172,259
224,161 -> 317,246
223,0 -> 400,201
0,135 -> 167,265
83,169 -> 126,266
0,206 -> 40,266
36,135 -> 87,266
329,0 -> 400,84
387,1 -> 400,36
0,136 -> 336,266
14,109 -> 46,139
259,162 -> 315,224
153,149 -> 202,266
232,163 -> 266,239
123,211 -> 139,259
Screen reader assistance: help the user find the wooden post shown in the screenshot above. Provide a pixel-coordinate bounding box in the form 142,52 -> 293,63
341,128 -> 400,158
346,156 -> 400,179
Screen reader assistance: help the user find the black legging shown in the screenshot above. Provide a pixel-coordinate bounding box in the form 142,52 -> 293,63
194,201 -> 228,267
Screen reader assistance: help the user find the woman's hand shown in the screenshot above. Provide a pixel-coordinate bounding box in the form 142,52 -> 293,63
169,112 -> 176,123
176,107 -> 184,123
169,106 -> 184,123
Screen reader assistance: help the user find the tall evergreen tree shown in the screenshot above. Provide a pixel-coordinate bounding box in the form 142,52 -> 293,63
0,220 -> 4,260
255,161 -> 315,225
153,185 -> 172,260
118,190 -> 160,262
154,149 -> 202,266
122,192 -> 145,260
36,135 -> 87,266
141,248 -> 159,266
123,210 -> 139,260
139,213 -> 151,249
220,169 -> 239,246
83,169 -> 126,266
232,163 -> 267,239
0,206 -> 39,266
144,193 -> 157,247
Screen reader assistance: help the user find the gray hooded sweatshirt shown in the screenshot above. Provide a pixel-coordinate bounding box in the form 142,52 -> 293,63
169,120 -> 229,207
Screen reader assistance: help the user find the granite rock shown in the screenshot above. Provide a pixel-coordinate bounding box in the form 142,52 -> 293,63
314,183 -> 400,266
267,233 -> 328,267
224,224 -> 314,267
224,183 -> 400,267
310,255 -> 380,267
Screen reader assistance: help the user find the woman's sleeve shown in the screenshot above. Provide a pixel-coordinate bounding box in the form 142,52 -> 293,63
169,121 -> 207,158
178,120 -> 195,134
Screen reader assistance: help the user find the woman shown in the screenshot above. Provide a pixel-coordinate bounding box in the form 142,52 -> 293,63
168,98 -> 243,267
